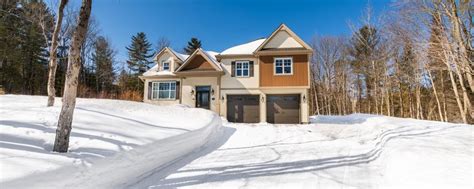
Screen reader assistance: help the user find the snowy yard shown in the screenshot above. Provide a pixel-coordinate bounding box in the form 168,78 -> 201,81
133,115 -> 473,189
0,95 -> 473,188
0,95 -> 221,188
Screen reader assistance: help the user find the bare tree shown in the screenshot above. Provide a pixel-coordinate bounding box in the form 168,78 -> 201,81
156,37 -> 171,52
53,0 -> 92,153
47,0 -> 69,107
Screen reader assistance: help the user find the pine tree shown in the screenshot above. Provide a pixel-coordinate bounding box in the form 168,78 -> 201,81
183,37 -> 201,55
92,36 -> 115,93
0,0 -> 50,95
126,32 -> 153,74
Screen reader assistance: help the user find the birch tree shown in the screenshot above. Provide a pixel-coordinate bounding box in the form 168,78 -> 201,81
47,0 -> 68,107
53,0 -> 92,153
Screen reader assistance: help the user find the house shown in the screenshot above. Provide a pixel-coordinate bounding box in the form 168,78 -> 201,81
140,24 -> 312,124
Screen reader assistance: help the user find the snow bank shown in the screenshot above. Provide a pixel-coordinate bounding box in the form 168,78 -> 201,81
0,95 -> 222,188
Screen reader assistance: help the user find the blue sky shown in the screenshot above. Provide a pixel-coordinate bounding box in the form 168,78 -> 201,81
82,0 -> 392,63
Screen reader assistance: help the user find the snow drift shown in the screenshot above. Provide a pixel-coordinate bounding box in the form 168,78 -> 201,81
0,95 -> 222,188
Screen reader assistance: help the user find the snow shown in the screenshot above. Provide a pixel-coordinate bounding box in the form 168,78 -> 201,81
132,114 -> 473,188
2,96 -> 472,188
170,49 -> 189,62
220,38 -> 266,55
142,69 -> 176,76
0,95 -> 222,188
202,50 -> 222,70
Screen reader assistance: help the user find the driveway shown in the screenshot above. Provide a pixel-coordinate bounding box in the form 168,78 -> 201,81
132,115 -> 473,188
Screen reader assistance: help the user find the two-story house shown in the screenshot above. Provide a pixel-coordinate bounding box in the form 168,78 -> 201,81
140,24 -> 312,124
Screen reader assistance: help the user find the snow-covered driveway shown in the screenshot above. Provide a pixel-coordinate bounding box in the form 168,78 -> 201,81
135,115 -> 473,188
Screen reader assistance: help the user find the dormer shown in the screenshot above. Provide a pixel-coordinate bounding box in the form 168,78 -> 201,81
153,47 -> 189,72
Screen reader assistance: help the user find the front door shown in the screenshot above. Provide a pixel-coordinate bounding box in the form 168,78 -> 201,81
195,86 -> 211,109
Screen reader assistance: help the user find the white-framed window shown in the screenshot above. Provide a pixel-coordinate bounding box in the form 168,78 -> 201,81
162,61 -> 170,71
235,61 -> 249,77
274,57 -> 293,75
152,81 -> 176,100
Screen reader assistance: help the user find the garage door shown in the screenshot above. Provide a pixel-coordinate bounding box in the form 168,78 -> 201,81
227,95 -> 260,123
266,94 -> 300,124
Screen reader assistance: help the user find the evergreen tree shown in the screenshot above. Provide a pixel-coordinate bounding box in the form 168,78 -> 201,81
183,37 -> 201,55
92,36 -> 115,93
125,32 -> 153,74
347,25 -> 382,113
0,0 -> 50,95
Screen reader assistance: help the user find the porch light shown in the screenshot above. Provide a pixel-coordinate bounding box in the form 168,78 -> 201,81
191,89 -> 195,95
221,95 -> 225,101
261,96 -> 265,103
303,94 -> 306,103
211,88 -> 215,95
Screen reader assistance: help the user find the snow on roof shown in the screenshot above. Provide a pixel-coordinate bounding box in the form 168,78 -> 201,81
142,66 -> 176,76
170,49 -> 189,62
202,50 -> 222,70
220,38 -> 266,55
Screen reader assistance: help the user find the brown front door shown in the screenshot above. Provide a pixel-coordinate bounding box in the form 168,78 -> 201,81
266,94 -> 300,124
227,95 -> 260,123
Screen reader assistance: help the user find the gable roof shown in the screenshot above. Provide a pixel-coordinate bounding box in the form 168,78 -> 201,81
153,47 -> 189,63
176,48 -> 222,72
254,24 -> 312,53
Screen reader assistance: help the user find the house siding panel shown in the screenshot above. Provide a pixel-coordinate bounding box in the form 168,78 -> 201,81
259,54 -> 309,87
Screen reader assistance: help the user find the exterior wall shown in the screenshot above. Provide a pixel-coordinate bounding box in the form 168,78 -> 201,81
259,54 -> 309,87
143,78 -> 180,105
220,58 -> 259,89
220,88 -> 309,123
156,52 -> 180,72
181,76 -> 220,112
181,55 -> 214,71
264,31 -> 303,49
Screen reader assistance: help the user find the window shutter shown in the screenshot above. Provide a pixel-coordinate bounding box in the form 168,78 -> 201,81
148,82 -> 153,100
175,81 -> 180,100
231,61 -> 236,77
249,61 -> 254,77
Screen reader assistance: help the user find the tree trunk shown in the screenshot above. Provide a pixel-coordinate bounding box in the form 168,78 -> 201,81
427,69 -> 444,122
441,72 -> 448,122
53,0 -> 92,153
447,0 -> 474,93
47,0 -> 69,107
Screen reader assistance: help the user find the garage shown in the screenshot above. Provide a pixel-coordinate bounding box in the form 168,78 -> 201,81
266,94 -> 300,124
227,95 -> 260,123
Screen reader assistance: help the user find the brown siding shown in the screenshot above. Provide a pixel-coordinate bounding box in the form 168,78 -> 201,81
181,54 -> 214,71
259,54 -> 309,87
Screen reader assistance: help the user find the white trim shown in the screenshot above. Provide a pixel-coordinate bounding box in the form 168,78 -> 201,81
162,60 -> 170,71
151,81 -> 177,100
274,57 -> 293,75
235,60 -> 250,77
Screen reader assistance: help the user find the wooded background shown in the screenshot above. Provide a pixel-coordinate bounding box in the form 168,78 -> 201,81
0,0 -> 472,123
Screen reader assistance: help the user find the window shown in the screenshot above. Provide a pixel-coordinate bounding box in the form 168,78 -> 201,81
162,61 -> 170,71
152,81 -> 176,100
235,61 -> 249,77
274,57 -> 293,75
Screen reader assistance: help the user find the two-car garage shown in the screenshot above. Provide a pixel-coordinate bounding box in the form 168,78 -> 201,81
226,94 -> 301,124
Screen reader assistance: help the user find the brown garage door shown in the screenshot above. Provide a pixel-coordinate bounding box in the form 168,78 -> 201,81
227,95 -> 260,123
266,94 -> 300,124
